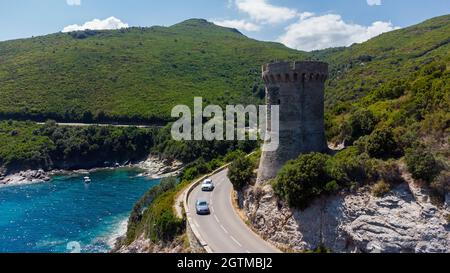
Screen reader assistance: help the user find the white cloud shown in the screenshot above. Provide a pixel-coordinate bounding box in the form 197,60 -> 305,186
367,0 -> 382,6
234,0 -> 298,24
66,0 -> 81,6
213,19 -> 261,32
62,17 -> 129,32
299,12 -> 315,20
279,14 -> 400,51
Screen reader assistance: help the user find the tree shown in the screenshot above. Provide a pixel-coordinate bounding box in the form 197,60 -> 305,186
365,127 -> 400,159
273,153 -> 333,209
228,156 -> 254,190
82,111 -> 93,123
405,145 -> 440,183
347,109 -> 378,143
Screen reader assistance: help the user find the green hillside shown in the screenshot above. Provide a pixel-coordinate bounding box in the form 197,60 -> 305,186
273,15 -> 449,209
319,15 -> 449,148
314,14 -> 450,107
0,19 -> 305,124
0,15 -> 449,178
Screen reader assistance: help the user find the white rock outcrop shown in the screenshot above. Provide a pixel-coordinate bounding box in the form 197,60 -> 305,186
137,155 -> 183,178
243,182 -> 449,253
115,234 -> 186,253
0,169 -> 51,187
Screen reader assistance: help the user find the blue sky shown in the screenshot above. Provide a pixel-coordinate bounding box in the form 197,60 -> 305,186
1,0 -> 449,51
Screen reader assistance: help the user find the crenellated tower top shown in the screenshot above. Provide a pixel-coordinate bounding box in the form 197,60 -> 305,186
262,61 -> 328,84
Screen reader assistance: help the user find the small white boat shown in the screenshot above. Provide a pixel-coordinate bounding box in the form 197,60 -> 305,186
83,176 -> 92,183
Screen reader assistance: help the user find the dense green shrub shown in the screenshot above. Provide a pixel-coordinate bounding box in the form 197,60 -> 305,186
346,109 -> 378,143
327,147 -> 378,184
160,176 -> 178,191
273,153 -> 334,209
273,148 -> 404,209
228,155 -> 254,190
365,127 -> 401,159
125,176 -> 184,244
324,112 -> 341,142
405,145 -> 440,183
377,160 -> 404,185
145,190 -> 185,243
371,79 -> 407,100
126,186 -> 162,244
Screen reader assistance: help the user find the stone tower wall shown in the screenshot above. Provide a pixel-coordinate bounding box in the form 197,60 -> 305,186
257,61 -> 329,183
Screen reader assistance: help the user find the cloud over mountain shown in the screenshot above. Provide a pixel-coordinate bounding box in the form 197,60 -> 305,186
279,14 -> 399,51
62,17 -> 129,32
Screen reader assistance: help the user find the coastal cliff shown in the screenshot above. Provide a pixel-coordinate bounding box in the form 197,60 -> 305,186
242,177 -> 449,253
114,234 -> 188,253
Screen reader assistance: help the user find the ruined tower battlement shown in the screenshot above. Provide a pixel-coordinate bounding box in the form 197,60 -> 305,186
262,61 -> 328,84
257,61 -> 329,184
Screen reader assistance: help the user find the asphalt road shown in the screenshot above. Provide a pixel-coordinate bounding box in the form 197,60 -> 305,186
36,122 -> 160,128
188,169 -> 280,253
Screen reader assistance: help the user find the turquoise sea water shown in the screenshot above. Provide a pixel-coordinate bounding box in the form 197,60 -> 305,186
0,168 -> 159,253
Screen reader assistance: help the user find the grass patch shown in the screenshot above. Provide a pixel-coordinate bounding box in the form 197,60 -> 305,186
371,180 -> 392,197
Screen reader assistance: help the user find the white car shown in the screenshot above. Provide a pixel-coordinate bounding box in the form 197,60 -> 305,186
201,179 -> 215,191
196,199 -> 210,215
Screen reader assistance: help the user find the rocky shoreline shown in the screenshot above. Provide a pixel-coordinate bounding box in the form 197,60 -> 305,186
0,155 -> 183,188
113,234 -> 188,253
136,155 -> 183,179
0,169 -> 51,187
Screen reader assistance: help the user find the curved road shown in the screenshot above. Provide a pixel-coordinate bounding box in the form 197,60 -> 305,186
36,122 -> 160,128
188,169 -> 280,253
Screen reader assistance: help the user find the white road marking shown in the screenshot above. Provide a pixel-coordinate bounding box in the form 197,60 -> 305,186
246,250 -> 251,254
194,221 -> 200,228
214,215 -> 220,223
230,236 -> 242,247
220,225 -> 229,234
211,206 -> 215,213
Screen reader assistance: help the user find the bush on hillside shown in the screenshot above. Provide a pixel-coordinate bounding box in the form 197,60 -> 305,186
273,148 -> 406,209
327,147 -> 379,184
273,153 -> 335,210
346,109 -> 378,144
365,127 -> 401,159
377,160 -> 404,185
228,156 -> 254,190
145,190 -> 185,243
126,176 -> 179,244
405,144 -> 441,183
372,79 -> 407,100
126,186 -> 162,244
371,180 -> 391,197
430,171 -> 450,199
160,176 -> 178,192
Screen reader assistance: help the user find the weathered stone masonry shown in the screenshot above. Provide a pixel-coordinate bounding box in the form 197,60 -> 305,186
257,61 -> 329,183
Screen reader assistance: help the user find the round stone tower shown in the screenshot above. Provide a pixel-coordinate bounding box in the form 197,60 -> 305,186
257,61 -> 329,183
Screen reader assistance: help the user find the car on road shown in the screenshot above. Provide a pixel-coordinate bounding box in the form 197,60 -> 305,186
196,200 -> 210,215
201,179 -> 215,191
